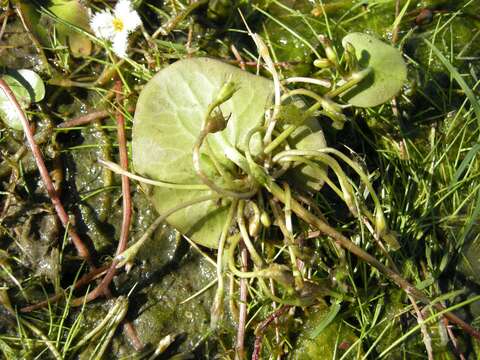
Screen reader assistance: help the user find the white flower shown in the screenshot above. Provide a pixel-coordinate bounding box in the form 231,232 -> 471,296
90,0 -> 142,58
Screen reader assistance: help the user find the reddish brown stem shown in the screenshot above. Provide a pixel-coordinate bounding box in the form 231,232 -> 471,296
70,262 -> 118,306
64,81 -> 141,349
69,81 -> 133,305
252,305 -> 290,360
57,110 -> 109,128
123,322 -> 144,351
231,45 -> 246,71
114,81 -> 132,258
20,265 -> 109,313
0,79 -> 93,265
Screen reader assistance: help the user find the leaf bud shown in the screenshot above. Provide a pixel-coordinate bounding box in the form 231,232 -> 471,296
313,58 -> 332,68
260,211 -> 271,228
214,78 -> 238,105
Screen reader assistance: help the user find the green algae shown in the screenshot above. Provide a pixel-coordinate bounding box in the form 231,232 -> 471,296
290,303 -> 360,359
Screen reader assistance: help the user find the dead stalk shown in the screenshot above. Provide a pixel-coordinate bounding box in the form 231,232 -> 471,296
409,295 -> 434,360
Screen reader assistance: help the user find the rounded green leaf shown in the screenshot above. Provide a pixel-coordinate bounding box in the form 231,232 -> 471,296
341,32 -> 407,107
286,117 -> 327,192
0,69 -> 45,130
3,69 -> 45,103
49,0 -> 92,57
133,58 -> 326,248
133,58 -> 274,248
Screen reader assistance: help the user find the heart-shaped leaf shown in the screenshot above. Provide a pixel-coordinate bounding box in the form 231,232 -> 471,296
133,57 -> 326,248
341,33 -> 407,107
0,69 -> 45,130
133,58 -> 273,248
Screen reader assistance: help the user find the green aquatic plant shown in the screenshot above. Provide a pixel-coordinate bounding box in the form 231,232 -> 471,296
2,0 -> 479,358
129,32 -> 406,248
113,32 -> 480,353
14,0 -> 92,58
0,69 -> 45,130
114,32 -> 420,327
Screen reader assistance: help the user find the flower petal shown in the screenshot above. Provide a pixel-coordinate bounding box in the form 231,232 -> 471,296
90,11 -> 115,40
114,0 -> 133,17
114,0 -> 142,32
123,11 -> 142,33
112,31 -> 129,58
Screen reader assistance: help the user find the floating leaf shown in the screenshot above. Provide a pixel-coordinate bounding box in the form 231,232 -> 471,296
341,32 -> 407,107
133,58 -> 273,248
0,69 -> 45,130
48,0 -> 92,57
133,58 -> 326,248
286,118 -> 327,192
16,0 -> 92,58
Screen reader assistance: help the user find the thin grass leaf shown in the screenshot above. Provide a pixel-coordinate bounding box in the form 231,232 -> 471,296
450,144 -> 480,186
379,294 -> 480,358
308,301 -> 342,339
253,5 -> 321,59
424,38 -> 480,129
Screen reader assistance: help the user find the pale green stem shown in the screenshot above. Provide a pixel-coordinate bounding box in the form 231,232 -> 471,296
283,184 -> 303,287
263,125 -> 296,155
21,320 -> 61,360
249,33 -> 281,146
275,153 -> 357,215
99,159 -> 209,190
237,200 -> 264,268
274,148 -> 384,230
281,88 -> 346,128
269,197 -> 304,289
211,199 -> 239,328
278,155 -> 344,197
226,235 -> 280,279
116,195 -> 221,267
326,67 -> 372,98
283,77 -> 331,88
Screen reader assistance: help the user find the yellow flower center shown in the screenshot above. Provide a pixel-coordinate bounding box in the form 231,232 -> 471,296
112,18 -> 124,32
